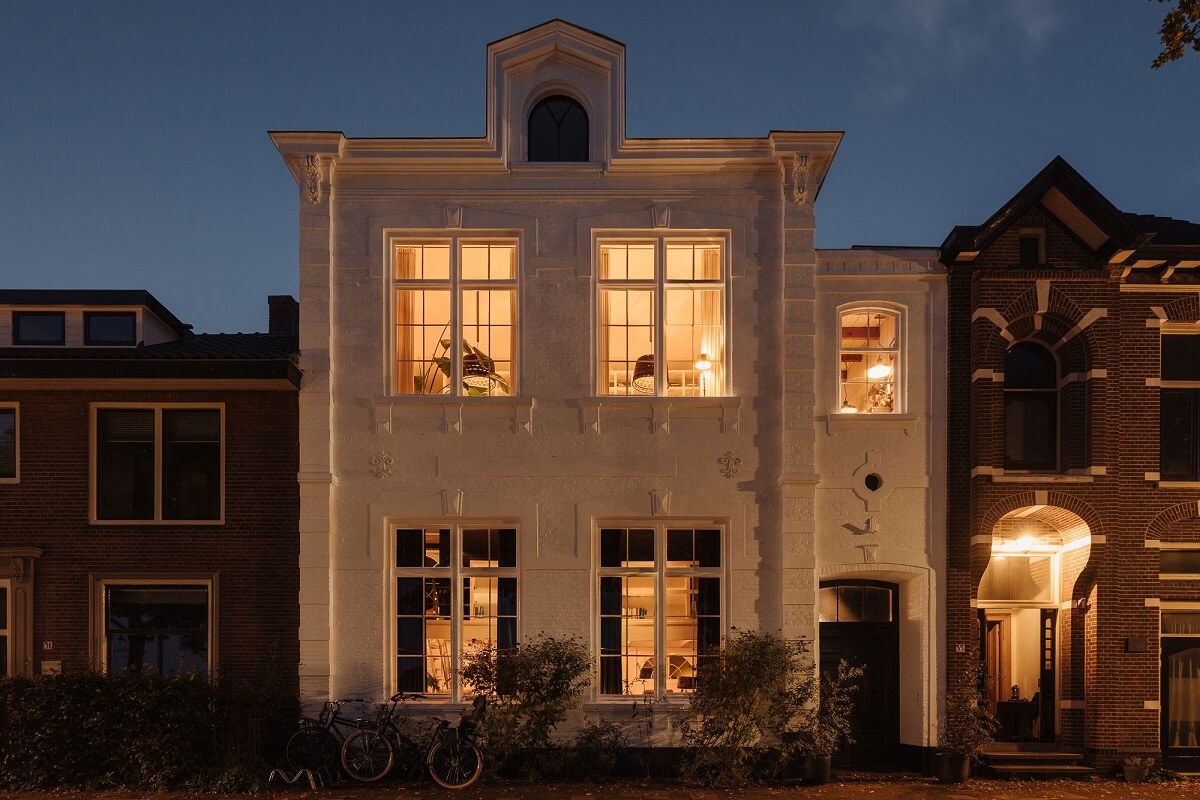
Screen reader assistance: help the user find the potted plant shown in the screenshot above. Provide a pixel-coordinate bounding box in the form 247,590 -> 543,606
1120,755 -> 1155,783
782,660 -> 864,785
936,668 -> 998,783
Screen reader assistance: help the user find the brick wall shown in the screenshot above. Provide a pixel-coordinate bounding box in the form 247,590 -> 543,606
0,388 -> 299,691
947,205 -> 1200,763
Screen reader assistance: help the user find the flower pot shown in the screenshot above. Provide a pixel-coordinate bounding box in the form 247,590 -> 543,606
801,754 -> 833,785
935,752 -> 971,783
1123,763 -> 1150,783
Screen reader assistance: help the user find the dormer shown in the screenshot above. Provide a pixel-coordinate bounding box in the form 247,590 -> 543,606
0,290 -> 191,348
487,20 -> 625,168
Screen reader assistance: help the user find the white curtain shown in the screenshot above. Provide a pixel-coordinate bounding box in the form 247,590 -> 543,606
1168,646 -> 1200,748
395,248 -> 418,393
697,248 -> 722,393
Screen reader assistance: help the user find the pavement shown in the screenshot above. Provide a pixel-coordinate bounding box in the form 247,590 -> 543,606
2,774 -> 1198,800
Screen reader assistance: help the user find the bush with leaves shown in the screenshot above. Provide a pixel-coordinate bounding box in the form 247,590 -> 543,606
459,634 -> 592,777
568,717 -> 628,779
940,666 -> 998,758
680,629 -> 863,787
0,671 -> 296,791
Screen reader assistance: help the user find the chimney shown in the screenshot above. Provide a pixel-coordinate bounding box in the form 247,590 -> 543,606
268,295 -> 299,338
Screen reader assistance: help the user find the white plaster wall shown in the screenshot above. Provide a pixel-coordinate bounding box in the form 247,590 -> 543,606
814,248 -> 948,752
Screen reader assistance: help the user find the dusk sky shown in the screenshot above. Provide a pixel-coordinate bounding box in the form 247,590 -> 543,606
2,1 -> 1197,334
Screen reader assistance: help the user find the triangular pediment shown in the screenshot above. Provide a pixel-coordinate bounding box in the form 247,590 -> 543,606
941,156 -> 1143,265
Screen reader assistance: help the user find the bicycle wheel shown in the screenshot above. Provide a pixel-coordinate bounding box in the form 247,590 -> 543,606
427,740 -> 483,789
286,726 -> 339,773
340,728 -> 395,783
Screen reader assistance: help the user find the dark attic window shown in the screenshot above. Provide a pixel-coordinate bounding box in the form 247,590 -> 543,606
528,95 -> 589,162
1018,233 -> 1043,267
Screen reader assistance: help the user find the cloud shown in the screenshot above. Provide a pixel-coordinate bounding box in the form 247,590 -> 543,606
834,0 -> 1063,109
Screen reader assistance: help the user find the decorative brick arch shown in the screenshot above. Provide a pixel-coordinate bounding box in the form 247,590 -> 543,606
1146,501 -> 1200,540
1162,295 -> 1200,323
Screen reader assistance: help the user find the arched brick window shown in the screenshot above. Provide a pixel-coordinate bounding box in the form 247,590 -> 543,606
528,95 -> 589,162
1005,342 -> 1058,470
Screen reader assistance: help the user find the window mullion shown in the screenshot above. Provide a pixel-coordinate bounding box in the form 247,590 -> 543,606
655,242 -> 666,396
655,525 -> 666,699
451,524 -> 461,703
154,409 -> 163,521
451,240 -> 462,395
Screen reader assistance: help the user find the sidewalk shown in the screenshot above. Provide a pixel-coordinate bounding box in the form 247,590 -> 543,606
3,774 -> 1197,800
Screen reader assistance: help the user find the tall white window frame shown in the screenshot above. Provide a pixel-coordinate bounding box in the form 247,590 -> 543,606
597,237 -> 728,397
92,575 -> 216,677
390,523 -> 519,701
390,238 -> 519,397
89,403 -> 225,524
837,305 -> 901,414
0,402 -> 17,483
596,522 -> 724,700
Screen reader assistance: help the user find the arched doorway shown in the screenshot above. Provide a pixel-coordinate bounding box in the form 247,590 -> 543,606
818,580 -> 900,767
977,505 -> 1091,744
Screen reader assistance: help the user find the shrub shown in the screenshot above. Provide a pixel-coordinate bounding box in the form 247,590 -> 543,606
459,633 -> 592,777
0,671 -> 296,790
568,717 -> 628,779
940,666 -> 998,758
680,629 -> 862,787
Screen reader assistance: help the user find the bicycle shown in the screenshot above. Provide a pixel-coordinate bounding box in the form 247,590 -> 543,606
340,694 -> 486,789
285,698 -> 368,775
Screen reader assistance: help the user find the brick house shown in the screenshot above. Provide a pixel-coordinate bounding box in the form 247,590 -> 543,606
271,20 -> 946,768
0,290 -> 300,693
942,157 -> 1200,770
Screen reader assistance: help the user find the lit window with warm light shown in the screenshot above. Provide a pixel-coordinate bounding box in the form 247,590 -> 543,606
392,240 -> 517,397
839,308 -> 898,413
598,239 -> 725,397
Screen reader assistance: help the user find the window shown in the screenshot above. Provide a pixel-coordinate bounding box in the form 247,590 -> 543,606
1161,334 -> 1200,481
598,240 -> 725,397
12,311 -> 64,345
528,95 -> 588,162
598,525 -> 722,698
1018,232 -> 1044,267
101,582 -> 210,675
393,526 -> 518,698
84,312 -> 137,346
1162,549 -> 1200,578
0,580 -> 9,676
819,583 -> 894,622
0,405 -> 16,482
93,406 -> 222,522
1004,342 -> 1058,470
838,308 -> 898,413
392,240 -> 517,397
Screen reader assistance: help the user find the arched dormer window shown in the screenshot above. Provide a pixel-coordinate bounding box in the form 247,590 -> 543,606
1005,342 -> 1058,470
528,95 -> 589,162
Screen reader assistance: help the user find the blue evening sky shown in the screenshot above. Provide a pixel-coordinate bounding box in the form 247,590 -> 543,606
2,1 -> 1197,333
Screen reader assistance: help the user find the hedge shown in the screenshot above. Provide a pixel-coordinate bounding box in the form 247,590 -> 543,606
0,671 -> 297,790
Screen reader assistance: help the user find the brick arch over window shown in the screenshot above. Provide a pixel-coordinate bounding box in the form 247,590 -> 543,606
976,308 -> 1099,472
1162,295 -> 1200,323
1146,501 -> 1200,540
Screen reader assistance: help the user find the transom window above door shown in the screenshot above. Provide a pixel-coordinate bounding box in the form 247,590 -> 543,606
392,240 -> 517,397
838,308 -> 899,414
598,239 -> 726,397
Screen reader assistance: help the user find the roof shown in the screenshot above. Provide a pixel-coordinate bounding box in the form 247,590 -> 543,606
0,289 -> 191,335
941,156 -> 1200,266
0,330 -> 300,386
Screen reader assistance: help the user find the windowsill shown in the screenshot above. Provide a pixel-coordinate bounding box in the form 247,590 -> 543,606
373,396 -> 535,435
1155,480 -> 1200,489
823,412 -> 917,436
511,162 -> 604,176
90,519 -> 225,526
583,698 -> 693,711
1161,574 -> 1200,581
990,474 -> 1093,484
578,396 -> 741,434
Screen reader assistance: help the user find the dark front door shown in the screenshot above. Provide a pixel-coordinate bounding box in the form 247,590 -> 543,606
819,581 -> 900,768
